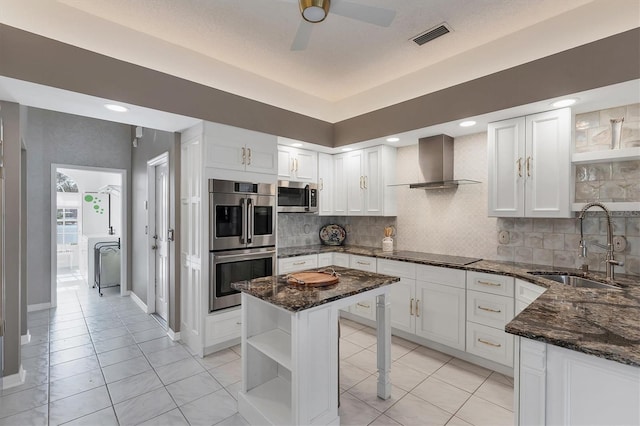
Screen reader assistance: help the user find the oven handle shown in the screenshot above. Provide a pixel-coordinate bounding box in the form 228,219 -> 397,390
247,198 -> 253,244
213,249 -> 276,263
240,198 -> 246,244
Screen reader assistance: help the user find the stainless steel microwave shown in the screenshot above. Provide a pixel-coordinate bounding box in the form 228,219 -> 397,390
277,181 -> 318,213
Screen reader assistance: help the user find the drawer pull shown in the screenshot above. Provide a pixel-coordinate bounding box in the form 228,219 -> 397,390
356,261 -> 370,266
478,306 -> 502,313
415,300 -> 420,317
236,322 -> 242,325
478,338 -> 501,348
477,280 -> 501,287
409,298 -> 414,315
356,302 -> 370,309
293,261 -> 306,265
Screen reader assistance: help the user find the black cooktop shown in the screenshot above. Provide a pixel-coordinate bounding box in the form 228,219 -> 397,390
385,251 -> 482,266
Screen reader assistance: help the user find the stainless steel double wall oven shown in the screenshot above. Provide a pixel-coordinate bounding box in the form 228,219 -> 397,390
208,179 -> 276,312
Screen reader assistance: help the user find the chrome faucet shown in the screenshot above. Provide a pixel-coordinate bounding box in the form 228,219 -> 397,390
578,202 -> 622,281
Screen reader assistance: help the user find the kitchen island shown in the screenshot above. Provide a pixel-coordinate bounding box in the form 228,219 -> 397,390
232,266 -> 400,425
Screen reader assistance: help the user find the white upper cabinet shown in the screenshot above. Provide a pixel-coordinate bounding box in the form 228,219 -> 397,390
336,145 -> 397,216
488,108 -> 571,218
318,153 -> 334,215
277,143 -> 318,183
204,122 -> 278,175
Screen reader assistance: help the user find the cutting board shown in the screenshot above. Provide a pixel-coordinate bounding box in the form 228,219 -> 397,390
287,272 -> 339,287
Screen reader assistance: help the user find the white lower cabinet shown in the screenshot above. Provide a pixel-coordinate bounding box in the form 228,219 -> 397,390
348,255 -> 377,321
466,272 -> 515,367
414,265 -> 466,351
515,279 -> 546,315
205,308 -> 242,350
278,254 -> 318,274
379,260 -> 465,350
516,337 -> 640,426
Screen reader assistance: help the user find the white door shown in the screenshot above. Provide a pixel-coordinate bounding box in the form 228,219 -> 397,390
364,147 -> 383,215
525,108 -> 571,218
390,278 -> 415,333
154,162 -> 169,321
346,150 -> 364,215
318,153 -> 333,216
487,117 -> 526,217
415,281 -> 466,350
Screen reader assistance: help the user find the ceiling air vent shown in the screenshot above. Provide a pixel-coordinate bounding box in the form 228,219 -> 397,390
412,23 -> 451,46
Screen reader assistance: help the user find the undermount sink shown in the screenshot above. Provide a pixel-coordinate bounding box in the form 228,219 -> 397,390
528,272 -> 620,290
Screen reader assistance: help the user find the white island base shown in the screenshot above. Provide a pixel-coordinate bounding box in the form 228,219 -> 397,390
238,287 -> 391,425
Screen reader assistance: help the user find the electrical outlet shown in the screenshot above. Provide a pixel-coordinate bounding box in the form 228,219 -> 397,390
498,230 -> 510,245
612,235 -> 627,252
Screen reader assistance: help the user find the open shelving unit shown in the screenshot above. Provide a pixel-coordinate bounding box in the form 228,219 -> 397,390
572,147 -> 639,211
572,147 -> 640,164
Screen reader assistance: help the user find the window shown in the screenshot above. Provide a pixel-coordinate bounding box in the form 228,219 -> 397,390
57,208 -> 78,245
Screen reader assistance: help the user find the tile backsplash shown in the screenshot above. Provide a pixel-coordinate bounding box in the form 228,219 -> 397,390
496,214 -> 639,276
277,214 -> 397,249
575,161 -> 640,202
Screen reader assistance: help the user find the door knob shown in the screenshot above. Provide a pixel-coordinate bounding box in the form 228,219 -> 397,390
151,245 -> 158,250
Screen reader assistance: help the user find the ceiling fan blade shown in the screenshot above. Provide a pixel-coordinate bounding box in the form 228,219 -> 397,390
331,0 -> 396,27
290,20 -> 314,51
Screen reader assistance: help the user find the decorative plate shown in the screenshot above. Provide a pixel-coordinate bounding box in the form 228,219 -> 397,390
319,224 -> 346,246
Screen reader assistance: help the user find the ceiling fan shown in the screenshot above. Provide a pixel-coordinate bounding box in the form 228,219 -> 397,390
290,0 -> 397,51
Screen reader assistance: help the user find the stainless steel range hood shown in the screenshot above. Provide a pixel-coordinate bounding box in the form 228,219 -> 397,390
407,134 -> 479,190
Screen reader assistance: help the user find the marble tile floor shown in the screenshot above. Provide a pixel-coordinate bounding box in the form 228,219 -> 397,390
1,283 -> 514,426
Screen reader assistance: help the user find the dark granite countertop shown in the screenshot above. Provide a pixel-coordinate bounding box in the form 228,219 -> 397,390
278,245 -> 640,367
231,266 -> 399,313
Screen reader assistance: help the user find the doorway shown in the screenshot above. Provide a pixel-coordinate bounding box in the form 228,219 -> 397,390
147,153 -> 169,322
51,165 -> 127,306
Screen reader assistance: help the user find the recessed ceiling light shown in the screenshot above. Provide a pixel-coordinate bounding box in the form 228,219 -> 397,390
386,137 -> 400,142
291,143 -> 303,147
459,120 -> 476,128
341,147 -> 353,152
552,99 -> 577,108
104,104 -> 128,112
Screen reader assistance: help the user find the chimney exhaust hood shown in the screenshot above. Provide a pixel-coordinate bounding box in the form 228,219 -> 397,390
407,134 -> 480,190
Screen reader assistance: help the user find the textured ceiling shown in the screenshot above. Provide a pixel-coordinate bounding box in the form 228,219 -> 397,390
1,0 -> 638,122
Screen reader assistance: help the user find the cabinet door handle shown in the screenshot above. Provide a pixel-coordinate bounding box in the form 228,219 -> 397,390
409,298 -> 414,315
291,159 -> 295,172
363,176 -> 368,189
247,148 -> 252,165
478,305 -> 502,313
478,338 -> 502,348
319,178 -> 324,190
356,302 -> 370,309
477,280 -> 501,287
359,176 -> 364,189
295,158 -> 298,171
241,147 -> 246,165
415,300 -> 420,317
526,156 -> 531,177
516,157 -> 523,178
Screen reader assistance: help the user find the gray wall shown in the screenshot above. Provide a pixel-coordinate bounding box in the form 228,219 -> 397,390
25,108 -> 131,305
131,128 -> 180,331
1,24 -> 638,147
1,101 -> 22,376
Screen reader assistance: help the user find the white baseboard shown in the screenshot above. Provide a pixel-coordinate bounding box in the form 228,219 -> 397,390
27,303 -> 51,312
21,330 -> 31,345
129,291 -> 148,313
2,365 -> 26,390
167,329 -> 181,342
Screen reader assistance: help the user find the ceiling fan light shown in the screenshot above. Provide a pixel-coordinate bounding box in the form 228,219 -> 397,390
300,0 -> 330,23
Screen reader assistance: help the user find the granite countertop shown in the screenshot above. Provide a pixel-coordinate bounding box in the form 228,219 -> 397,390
231,266 -> 399,312
278,244 -> 640,367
